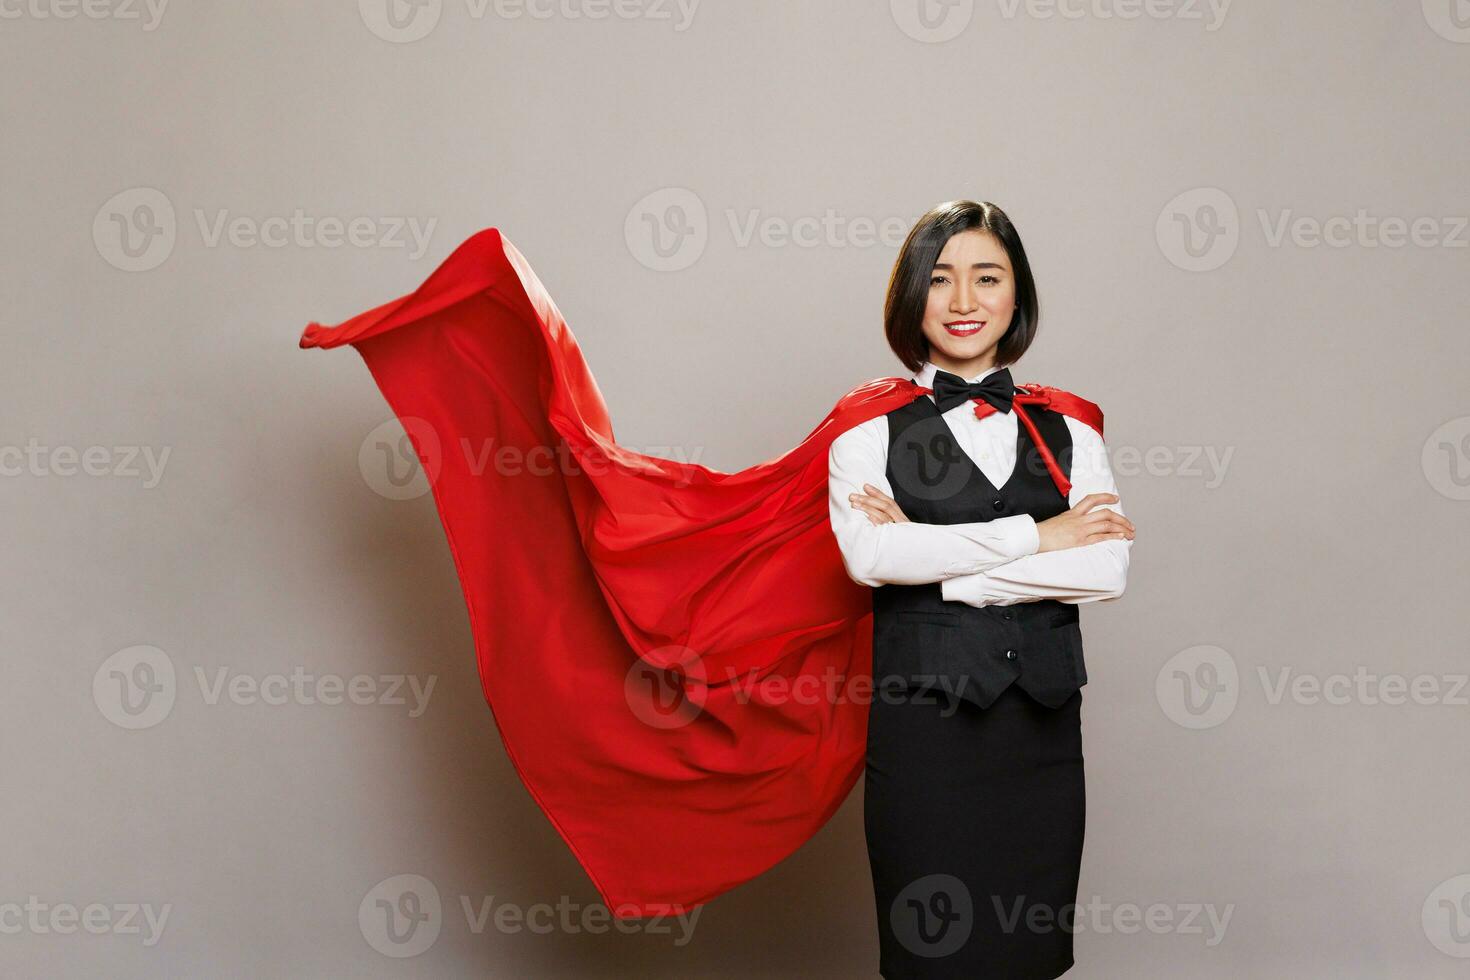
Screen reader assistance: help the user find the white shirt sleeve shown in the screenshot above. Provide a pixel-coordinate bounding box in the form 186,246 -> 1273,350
939,415 -> 1131,606
827,414 -> 1041,588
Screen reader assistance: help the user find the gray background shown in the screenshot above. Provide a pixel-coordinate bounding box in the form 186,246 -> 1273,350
4,1 -> 1469,976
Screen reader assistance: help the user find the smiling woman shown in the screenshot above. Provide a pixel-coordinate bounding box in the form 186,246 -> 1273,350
296,210 -> 1130,967
829,199 -> 1134,978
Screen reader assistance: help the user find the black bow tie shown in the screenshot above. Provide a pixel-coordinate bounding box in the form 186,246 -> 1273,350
931,367 -> 1015,415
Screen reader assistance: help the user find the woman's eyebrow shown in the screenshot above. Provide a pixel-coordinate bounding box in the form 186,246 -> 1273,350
932,261 -> 1005,270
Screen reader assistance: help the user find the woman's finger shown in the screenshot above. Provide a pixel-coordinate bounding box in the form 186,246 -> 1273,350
861,486 -> 912,522
851,493 -> 904,525
1082,509 -> 1134,532
850,491 -> 891,514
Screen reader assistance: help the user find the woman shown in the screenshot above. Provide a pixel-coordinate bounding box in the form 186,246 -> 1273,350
298,205 -> 1133,956
827,200 -> 1136,977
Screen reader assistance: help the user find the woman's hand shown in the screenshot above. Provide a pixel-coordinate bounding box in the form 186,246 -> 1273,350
848,484 -> 910,526
1036,494 -> 1135,553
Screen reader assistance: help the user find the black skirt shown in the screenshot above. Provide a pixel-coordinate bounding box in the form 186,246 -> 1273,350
864,683 -> 1085,978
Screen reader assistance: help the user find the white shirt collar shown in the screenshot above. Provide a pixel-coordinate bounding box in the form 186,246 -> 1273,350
911,360 -> 1007,390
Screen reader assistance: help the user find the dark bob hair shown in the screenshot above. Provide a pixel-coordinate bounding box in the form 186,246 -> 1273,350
883,200 -> 1039,374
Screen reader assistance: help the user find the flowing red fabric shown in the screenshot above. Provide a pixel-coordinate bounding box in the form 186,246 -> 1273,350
299,228 -> 1102,918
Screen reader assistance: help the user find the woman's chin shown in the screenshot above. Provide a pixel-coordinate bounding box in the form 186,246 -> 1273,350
929,337 -> 998,364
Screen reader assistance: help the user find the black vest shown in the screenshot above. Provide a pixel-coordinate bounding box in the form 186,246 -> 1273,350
872,394 -> 1087,710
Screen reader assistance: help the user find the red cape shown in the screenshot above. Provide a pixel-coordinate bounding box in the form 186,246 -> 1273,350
300,228 -> 1102,918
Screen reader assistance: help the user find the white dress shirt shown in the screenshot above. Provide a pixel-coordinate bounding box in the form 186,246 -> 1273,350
826,361 -> 1130,607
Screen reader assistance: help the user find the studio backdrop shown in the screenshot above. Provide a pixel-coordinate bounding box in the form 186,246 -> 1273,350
3,3 -> 1468,977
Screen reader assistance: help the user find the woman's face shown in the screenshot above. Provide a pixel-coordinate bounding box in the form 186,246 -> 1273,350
920,229 -> 1017,375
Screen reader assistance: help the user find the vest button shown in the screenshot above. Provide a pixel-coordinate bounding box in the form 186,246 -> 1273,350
991,498 -> 1005,511
1001,611 -> 1013,621
1005,649 -> 1017,661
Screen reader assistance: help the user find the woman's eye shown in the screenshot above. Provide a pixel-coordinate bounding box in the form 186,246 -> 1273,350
931,274 -> 1000,285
